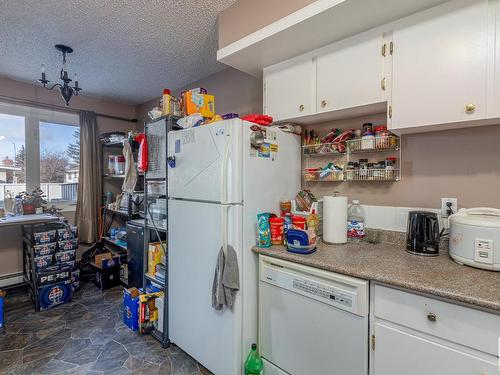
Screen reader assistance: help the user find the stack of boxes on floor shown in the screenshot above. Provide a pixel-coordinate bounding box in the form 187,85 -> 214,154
123,242 -> 166,334
23,222 -> 79,311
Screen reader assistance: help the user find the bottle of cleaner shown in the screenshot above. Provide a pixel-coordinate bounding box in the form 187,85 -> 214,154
245,344 -> 264,375
347,200 -> 365,241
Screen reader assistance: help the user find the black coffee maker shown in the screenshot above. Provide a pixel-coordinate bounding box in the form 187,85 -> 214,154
406,211 -> 440,256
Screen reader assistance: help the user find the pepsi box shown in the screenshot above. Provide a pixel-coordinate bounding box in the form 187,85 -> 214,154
33,243 -> 57,257
58,239 -> 78,252
33,255 -> 54,271
24,225 -> 57,245
36,280 -> 72,311
60,261 -> 77,271
37,266 -> 71,286
55,250 -> 76,264
71,268 -> 81,292
57,226 -> 78,241
123,288 -> 140,331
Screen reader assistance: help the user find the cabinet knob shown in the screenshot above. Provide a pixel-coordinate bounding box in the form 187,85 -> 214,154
427,312 -> 437,322
465,103 -> 475,113
321,100 -> 327,108
299,104 -> 305,112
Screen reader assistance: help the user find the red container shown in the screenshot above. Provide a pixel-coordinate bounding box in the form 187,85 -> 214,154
269,217 -> 285,245
292,215 -> 306,230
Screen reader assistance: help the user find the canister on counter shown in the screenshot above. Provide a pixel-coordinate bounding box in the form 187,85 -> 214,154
292,215 -> 306,230
269,217 -> 285,245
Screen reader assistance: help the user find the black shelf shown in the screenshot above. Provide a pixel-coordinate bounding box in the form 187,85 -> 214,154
142,115 -> 179,348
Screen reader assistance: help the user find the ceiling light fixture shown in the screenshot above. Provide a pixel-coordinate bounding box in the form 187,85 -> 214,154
38,44 -> 82,106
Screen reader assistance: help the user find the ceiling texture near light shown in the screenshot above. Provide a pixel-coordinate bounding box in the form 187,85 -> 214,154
0,0 -> 237,105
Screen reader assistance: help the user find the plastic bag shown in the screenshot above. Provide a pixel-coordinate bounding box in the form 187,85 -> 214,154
257,213 -> 271,248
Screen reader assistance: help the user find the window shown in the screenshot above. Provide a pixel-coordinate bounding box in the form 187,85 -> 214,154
0,113 -> 25,208
39,122 -> 79,207
0,102 -> 79,211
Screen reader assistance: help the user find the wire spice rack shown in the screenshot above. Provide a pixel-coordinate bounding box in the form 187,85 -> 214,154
302,133 -> 401,182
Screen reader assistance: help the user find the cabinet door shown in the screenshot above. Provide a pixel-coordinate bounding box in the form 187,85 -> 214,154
487,0 -> 500,118
373,322 -> 497,375
264,58 -> 314,121
391,0 -> 489,130
316,32 -> 385,113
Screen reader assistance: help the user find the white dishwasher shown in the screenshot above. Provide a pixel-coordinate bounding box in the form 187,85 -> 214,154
259,256 -> 369,375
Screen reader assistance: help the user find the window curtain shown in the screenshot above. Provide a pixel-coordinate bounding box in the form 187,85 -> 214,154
76,111 -> 102,244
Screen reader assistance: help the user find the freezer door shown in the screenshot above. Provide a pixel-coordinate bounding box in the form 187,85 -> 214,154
168,199 -> 243,375
167,119 -> 243,204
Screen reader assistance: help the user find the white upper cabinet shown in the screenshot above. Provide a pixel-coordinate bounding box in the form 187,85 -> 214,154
487,0 -> 500,118
316,32 -> 385,114
264,58 -> 315,122
390,0 -> 489,130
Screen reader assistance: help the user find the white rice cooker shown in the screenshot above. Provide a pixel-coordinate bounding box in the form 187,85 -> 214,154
449,208 -> 500,271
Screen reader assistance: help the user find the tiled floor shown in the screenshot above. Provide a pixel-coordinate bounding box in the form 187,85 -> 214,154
0,282 -> 212,375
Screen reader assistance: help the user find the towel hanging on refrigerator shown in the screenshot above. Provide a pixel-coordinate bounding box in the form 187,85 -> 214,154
212,245 -> 240,310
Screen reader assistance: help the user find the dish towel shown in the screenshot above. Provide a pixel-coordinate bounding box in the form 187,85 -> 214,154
122,140 -> 137,193
212,245 -> 240,310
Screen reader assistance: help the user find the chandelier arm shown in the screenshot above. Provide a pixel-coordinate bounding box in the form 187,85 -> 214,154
45,83 -> 62,91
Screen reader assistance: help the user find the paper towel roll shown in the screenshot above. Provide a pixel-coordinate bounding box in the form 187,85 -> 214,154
323,195 -> 348,244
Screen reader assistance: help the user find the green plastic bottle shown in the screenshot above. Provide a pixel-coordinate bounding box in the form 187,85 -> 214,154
245,343 -> 264,375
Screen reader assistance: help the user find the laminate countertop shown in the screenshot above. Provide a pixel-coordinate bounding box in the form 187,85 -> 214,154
253,240 -> 500,312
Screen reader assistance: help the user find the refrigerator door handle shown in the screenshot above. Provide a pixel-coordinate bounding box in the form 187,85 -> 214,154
220,123 -> 232,255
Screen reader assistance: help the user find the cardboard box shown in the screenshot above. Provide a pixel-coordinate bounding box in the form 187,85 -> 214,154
93,252 -> 121,269
182,88 -> 215,118
148,242 -> 164,275
139,291 -> 164,334
92,252 -> 121,291
94,266 -> 120,291
123,287 -> 140,331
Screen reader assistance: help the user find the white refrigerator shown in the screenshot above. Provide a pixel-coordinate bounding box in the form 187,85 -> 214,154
167,119 -> 301,375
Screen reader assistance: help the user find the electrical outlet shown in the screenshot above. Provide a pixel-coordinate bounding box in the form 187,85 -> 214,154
441,198 -> 458,217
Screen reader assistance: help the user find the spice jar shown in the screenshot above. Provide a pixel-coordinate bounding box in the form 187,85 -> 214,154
385,157 -> 397,180
374,125 -> 390,149
359,159 -> 368,180
367,163 -> 375,180
362,123 -> 373,134
361,132 -> 375,150
346,162 -> 355,181
349,129 -> 363,152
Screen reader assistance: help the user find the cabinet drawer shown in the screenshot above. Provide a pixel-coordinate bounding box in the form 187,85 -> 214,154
374,285 -> 500,356
374,322 -> 498,375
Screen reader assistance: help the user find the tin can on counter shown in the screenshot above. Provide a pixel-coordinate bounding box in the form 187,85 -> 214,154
269,217 -> 285,245
292,215 -> 307,230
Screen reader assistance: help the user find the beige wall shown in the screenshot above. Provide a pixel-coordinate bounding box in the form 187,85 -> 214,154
304,114 -> 500,209
0,76 -> 137,280
0,75 -> 137,134
135,67 -> 263,126
218,0 -> 316,48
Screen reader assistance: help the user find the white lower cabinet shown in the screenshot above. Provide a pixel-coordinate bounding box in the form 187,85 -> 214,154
370,285 -> 500,375
373,322 -> 498,375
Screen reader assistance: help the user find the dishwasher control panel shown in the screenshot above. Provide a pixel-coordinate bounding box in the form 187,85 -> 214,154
293,279 -> 353,308
261,263 -> 360,315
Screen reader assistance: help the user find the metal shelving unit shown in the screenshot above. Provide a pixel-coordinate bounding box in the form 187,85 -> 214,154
100,138 -> 144,287
142,115 -> 179,348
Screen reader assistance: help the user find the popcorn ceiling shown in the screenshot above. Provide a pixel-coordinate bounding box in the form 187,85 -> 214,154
0,0 -> 237,104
